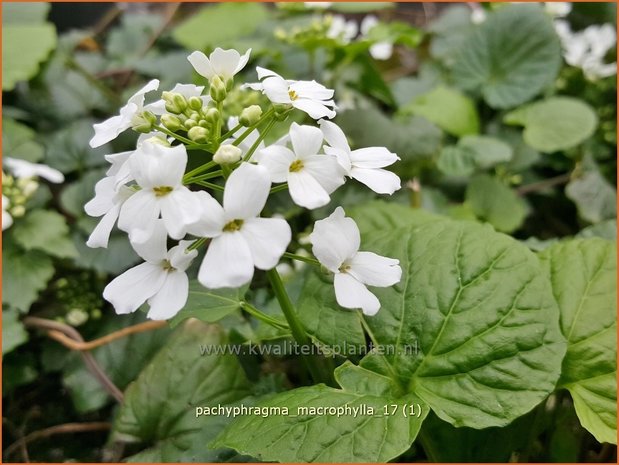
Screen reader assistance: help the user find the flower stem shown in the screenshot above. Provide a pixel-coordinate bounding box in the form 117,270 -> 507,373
186,237 -> 208,252
269,183 -> 289,194
152,125 -> 203,148
240,301 -> 289,331
194,180 -> 224,192
232,107 -> 276,148
219,122 -> 243,142
266,268 -> 330,384
283,252 -> 320,267
242,117 -> 277,162
183,161 -> 218,183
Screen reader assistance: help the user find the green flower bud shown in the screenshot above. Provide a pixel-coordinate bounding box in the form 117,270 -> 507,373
198,119 -> 209,128
163,92 -> 188,114
161,114 -> 182,132
11,205 -> 25,217
189,111 -> 200,122
239,105 -> 263,126
213,144 -> 243,165
184,119 -> 198,129
66,308 -> 89,327
188,96 -> 204,111
188,126 -> 209,144
143,136 -> 171,147
210,75 -> 227,102
205,108 -> 220,124
131,111 -> 156,133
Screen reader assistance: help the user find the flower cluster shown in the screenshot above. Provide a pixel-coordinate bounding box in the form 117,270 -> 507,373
86,48 -> 402,320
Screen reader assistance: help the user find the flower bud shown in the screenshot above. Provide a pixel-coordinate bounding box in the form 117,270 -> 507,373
131,111 -> 156,133
188,126 -> 209,144
213,144 -> 243,165
11,205 -> 25,217
205,108 -> 220,124
163,92 -> 188,114
239,105 -> 263,126
188,96 -> 204,111
198,119 -> 209,128
184,119 -> 198,129
143,136 -> 170,147
210,75 -> 227,102
161,114 -> 182,132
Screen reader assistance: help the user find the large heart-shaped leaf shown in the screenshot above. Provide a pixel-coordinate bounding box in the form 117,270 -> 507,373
452,4 -> 561,109
540,239 -> 617,444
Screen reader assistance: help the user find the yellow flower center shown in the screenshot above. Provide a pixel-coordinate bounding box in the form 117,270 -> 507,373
289,159 -> 304,173
288,89 -> 299,101
223,219 -> 244,232
339,264 -> 352,273
162,259 -> 176,272
153,186 -> 173,197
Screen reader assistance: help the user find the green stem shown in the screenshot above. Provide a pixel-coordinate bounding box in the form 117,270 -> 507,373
269,183 -> 289,194
213,101 -> 224,147
242,117 -> 277,162
219,122 -> 243,142
183,161 -> 218,183
266,268 -> 329,384
417,428 -> 439,462
240,302 -> 289,331
185,170 -> 223,185
283,252 -> 320,267
186,237 -> 208,252
194,180 -> 224,192
153,125 -> 205,148
232,107 -> 276,148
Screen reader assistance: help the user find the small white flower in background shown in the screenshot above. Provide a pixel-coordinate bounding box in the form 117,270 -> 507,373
188,48 -> 252,82
247,67 -> 337,120
319,120 -> 400,195
360,15 -> 393,60
84,176 -> 133,248
469,5 -> 487,24
2,195 -> 13,231
4,157 -> 64,183
189,163 -> 292,289
555,21 -> 617,80
103,220 -> 197,320
327,15 -> 358,44
259,122 -> 345,209
304,2 -> 332,9
144,83 -> 210,115
544,2 -> 571,18
310,207 -> 401,316
89,79 -> 160,148
118,140 -> 202,243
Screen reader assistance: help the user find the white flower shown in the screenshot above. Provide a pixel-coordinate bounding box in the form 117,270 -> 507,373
545,2 -> 571,18
319,120 -> 400,195
144,83 -> 210,115
118,141 -> 202,243
189,162 -> 291,289
4,157 -> 64,183
89,79 -> 160,148
187,48 -> 252,82
310,207 -> 401,315
327,15 -> 358,44
555,21 -> 617,80
470,6 -> 487,24
258,122 -> 345,209
213,144 -> 243,165
360,15 -> 393,60
2,195 -> 13,231
85,176 -> 133,248
247,67 -> 337,120
103,220 -> 197,320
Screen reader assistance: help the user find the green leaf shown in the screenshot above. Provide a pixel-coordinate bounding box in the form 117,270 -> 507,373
360,220 -> 565,428
3,3 -> 49,23
540,239 -> 617,444
2,308 -> 28,354
170,281 -> 247,327
577,220 -> 617,241
2,118 -> 44,162
436,145 -> 476,177
214,362 -> 428,462
44,119 -> 109,173
106,13 -> 163,64
566,168 -> 616,224
452,4 -> 561,109
3,23 -> 57,90
2,239 -> 54,312
71,230 -> 142,275
428,5 -> 474,65
466,174 -> 528,233
114,320 -> 252,461
330,2 -> 394,13
404,85 -> 479,136
504,97 -> 598,153
173,3 -> 269,51
12,210 -> 78,258
459,135 -> 513,169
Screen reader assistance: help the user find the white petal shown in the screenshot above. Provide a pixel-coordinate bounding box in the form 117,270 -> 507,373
104,151 -> 133,177
293,98 -> 336,119
118,190 -> 160,243
289,123 -> 323,158
302,154 -> 346,194
103,262 -> 167,314
84,176 -> 117,217
184,191 -> 225,237
147,271 -> 189,320
198,233 -> 254,288
324,146 -> 352,173
319,119 -> 350,152
348,251 -> 401,287
291,80 -> 334,100
90,112 -> 132,148
159,188 -> 203,239
258,145 -> 296,183
262,76 -> 292,104
350,167 -> 401,195
349,147 -> 398,168
2,210 -> 13,230
223,162 -> 271,219
334,273 -> 380,316
130,219 -> 168,263
130,142 -> 187,189
188,51 -> 215,79
4,158 -> 64,183
86,204 -> 120,249
288,170 -> 331,209
256,66 -> 279,80
310,206 -> 360,271
127,79 -> 160,107
234,48 -> 252,74
168,241 -> 198,272
240,217 -> 291,269
360,15 -> 378,35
